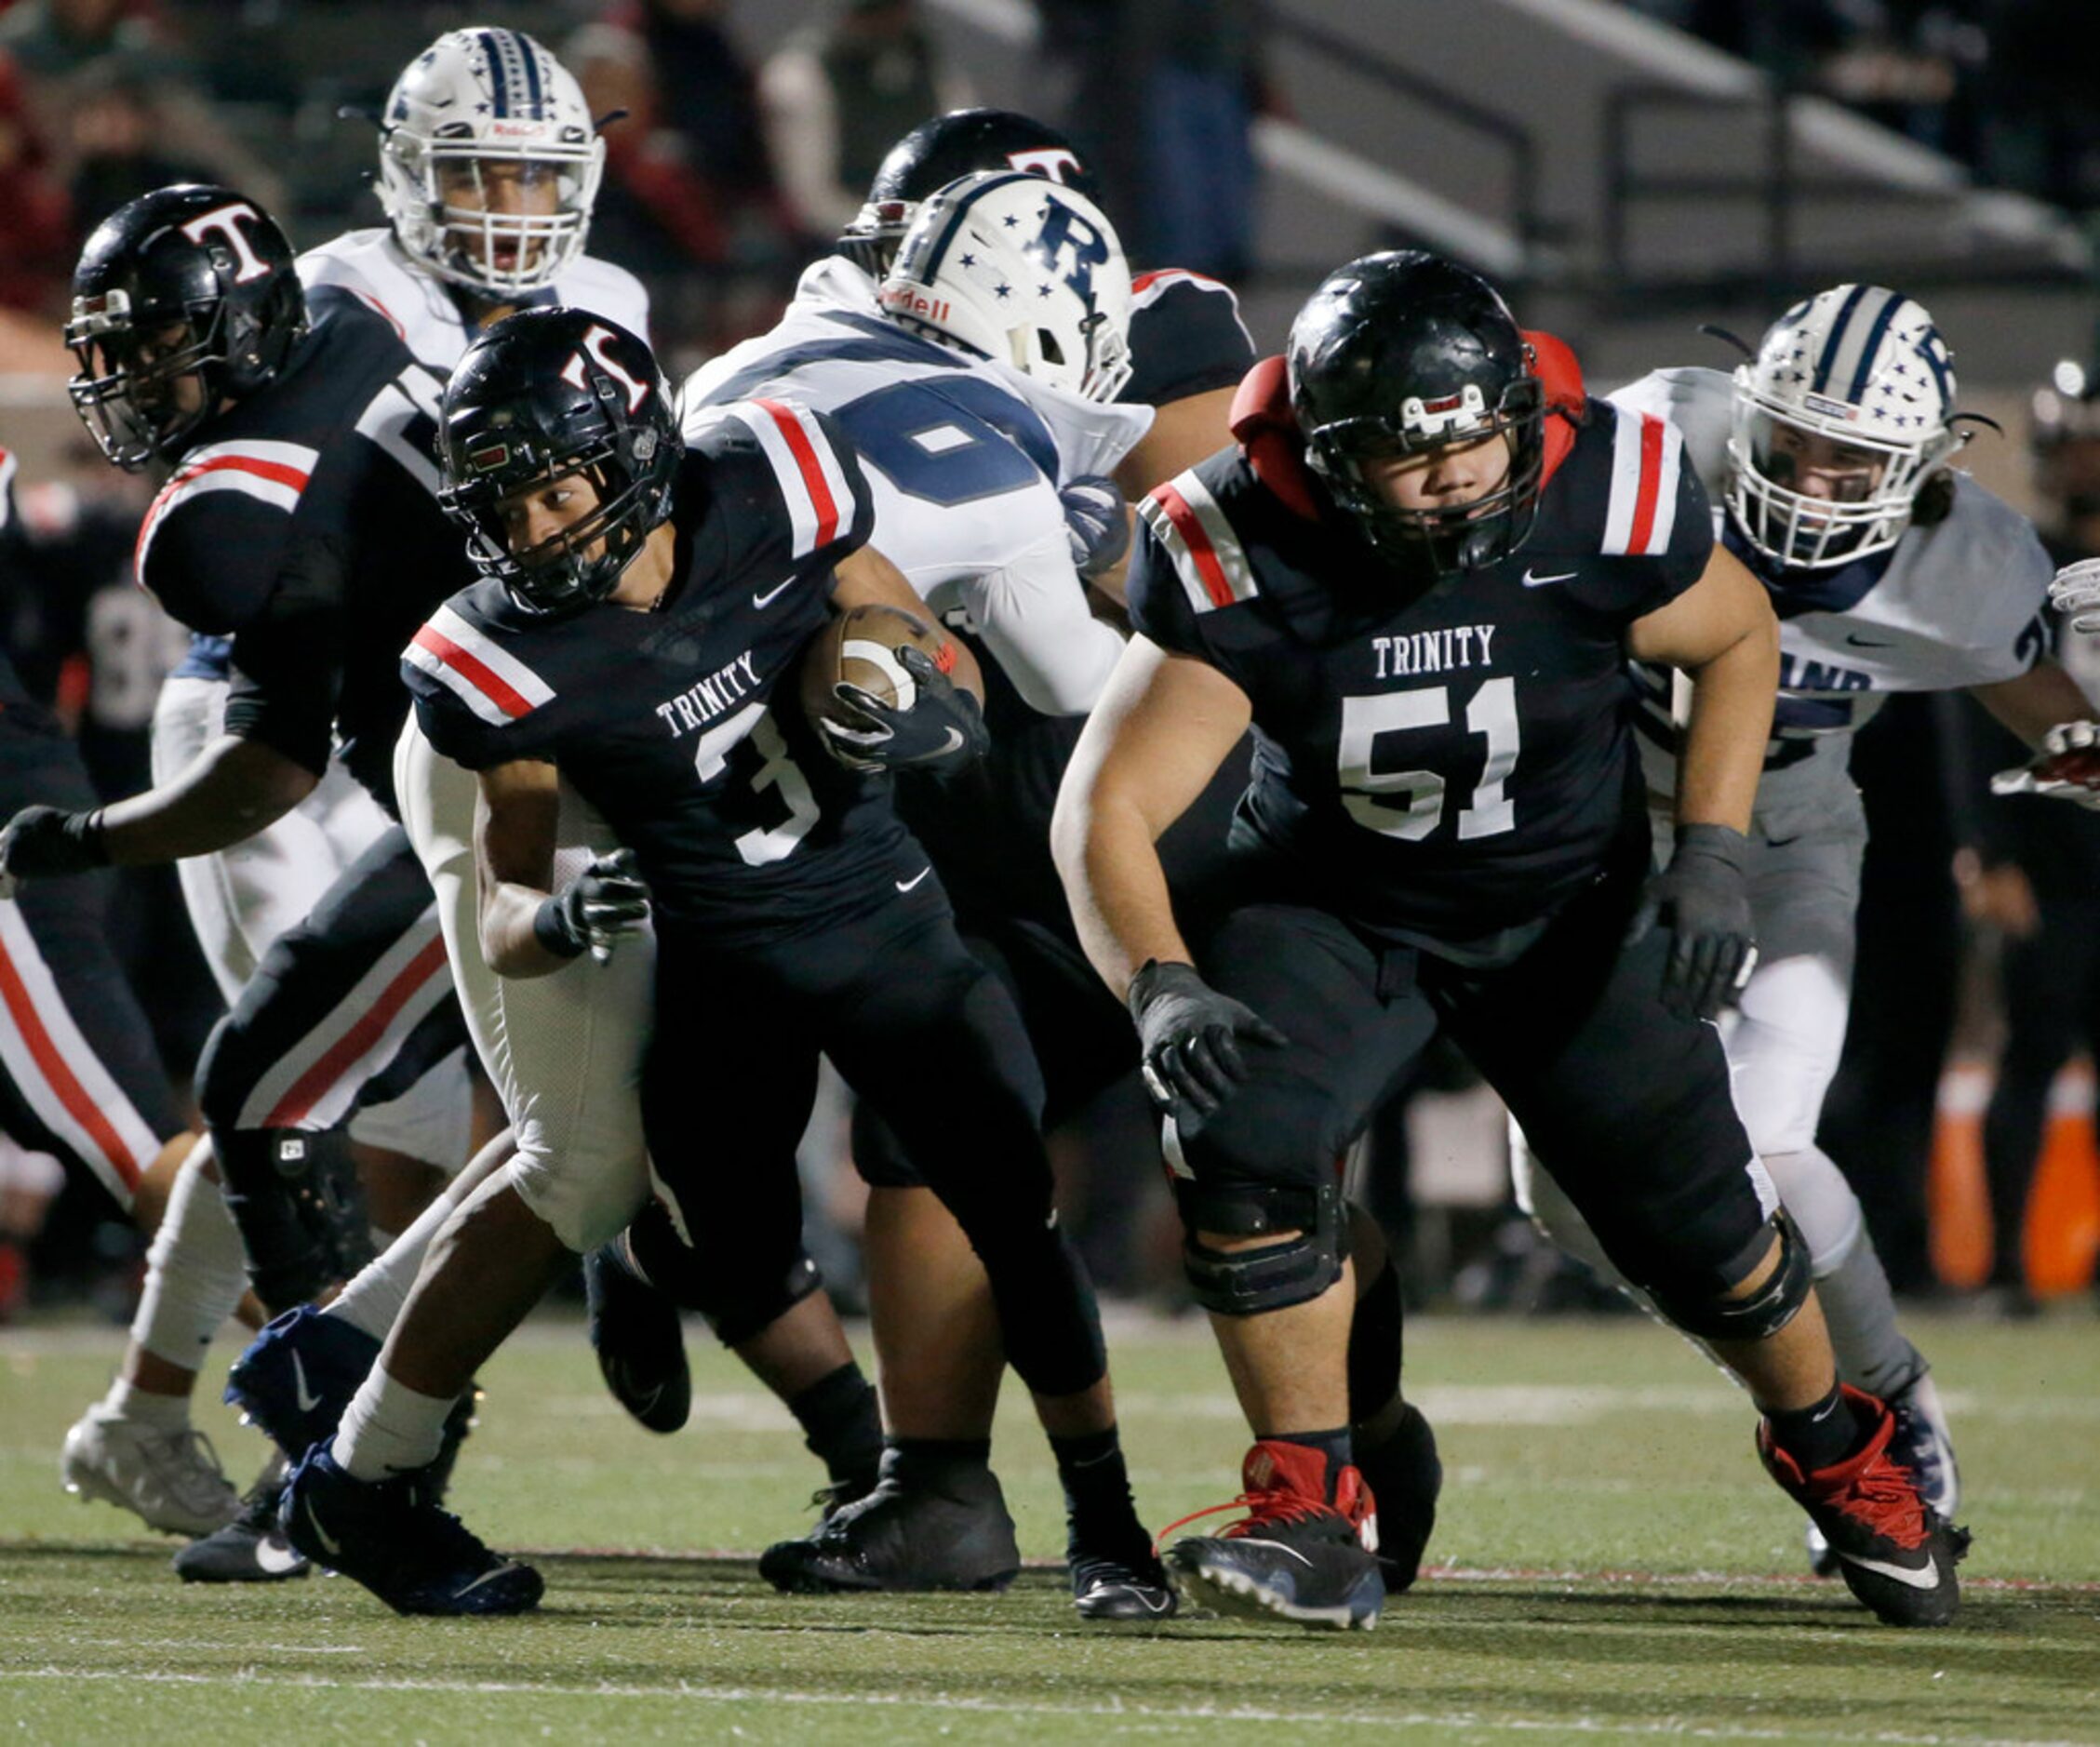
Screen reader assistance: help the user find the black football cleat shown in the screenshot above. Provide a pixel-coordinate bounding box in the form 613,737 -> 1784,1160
759,1449 -> 1020,1594
173,1454 -> 310,1584
1354,1399 -> 1441,1593
225,1305 -> 381,1460
1070,1545 -> 1178,1620
584,1243 -> 690,1434
1760,1383 -> 1969,1628
280,1445 -> 542,1617
1161,1440 -> 1384,1631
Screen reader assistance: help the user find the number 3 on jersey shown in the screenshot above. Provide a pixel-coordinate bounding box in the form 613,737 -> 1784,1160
1338,676 -> 1519,842
691,700 -> 820,865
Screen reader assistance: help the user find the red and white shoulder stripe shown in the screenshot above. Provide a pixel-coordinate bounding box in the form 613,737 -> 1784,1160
1130,268 -> 1235,313
1599,407 -> 1684,558
1140,469 -> 1260,616
404,603 -> 556,727
134,438 -> 318,577
722,396 -> 856,562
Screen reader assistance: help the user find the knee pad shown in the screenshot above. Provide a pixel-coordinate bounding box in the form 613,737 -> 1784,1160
1646,1211 -> 1812,1345
848,1100 -> 926,1191
1347,1247 -> 1404,1423
507,1140 -> 651,1255
622,1199 -> 825,1348
1178,1179 -> 1347,1317
213,1126 -> 375,1312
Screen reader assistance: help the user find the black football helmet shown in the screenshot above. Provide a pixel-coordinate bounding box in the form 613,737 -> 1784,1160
1289,250 -> 1546,578
66,183 -> 309,471
436,307 -> 682,618
838,108 -> 1101,277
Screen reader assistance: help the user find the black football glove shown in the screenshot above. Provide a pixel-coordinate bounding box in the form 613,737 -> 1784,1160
1625,822 -> 1758,1022
1059,474 -> 1130,580
533,848 -> 652,965
818,645 -> 989,778
0,804 -> 109,892
1126,959 -> 1289,1119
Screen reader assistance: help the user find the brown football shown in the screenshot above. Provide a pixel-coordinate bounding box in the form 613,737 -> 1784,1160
797,602 -> 957,731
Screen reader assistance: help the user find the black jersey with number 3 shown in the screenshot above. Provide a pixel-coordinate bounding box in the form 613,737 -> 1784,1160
403,399 -> 910,944
1127,349 -> 1714,955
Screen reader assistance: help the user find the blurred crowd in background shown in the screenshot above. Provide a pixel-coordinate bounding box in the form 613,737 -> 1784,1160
2,0 -> 2097,1327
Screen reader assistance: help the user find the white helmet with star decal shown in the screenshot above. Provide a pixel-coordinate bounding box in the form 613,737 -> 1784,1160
378,27 -> 605,300
1728,284 -> 1966,569
877,169 -> 1133,403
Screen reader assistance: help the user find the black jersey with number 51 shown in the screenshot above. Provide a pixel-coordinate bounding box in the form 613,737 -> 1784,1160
402,397 -> 913,944
1127,345 -> 1715,957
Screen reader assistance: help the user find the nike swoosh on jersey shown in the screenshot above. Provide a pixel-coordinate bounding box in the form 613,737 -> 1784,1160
1522,567 -> 1579,587
895,867 -> 931,893
1837,1548 -> 1941,1591
1845,633 -> 1894,648
291,1353 -> 321,1414
752,577 -> 796,609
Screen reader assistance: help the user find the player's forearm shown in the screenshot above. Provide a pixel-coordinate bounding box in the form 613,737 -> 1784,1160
1052,788 -> 1194,1002
1674,624 -> 1779,833
478,878 -> 571,980
1971,659 -> 2098,750
95,734 -> 317,864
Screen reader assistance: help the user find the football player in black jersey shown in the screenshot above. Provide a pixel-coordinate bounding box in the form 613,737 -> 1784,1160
274,308 -> 1163,1618
0,184 -> 477,1567
1055,251 -> 1966,1631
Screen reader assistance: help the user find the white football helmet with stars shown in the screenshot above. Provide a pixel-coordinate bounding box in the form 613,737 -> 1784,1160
1729,284 -> 1965,569
378,28 -> 604,300
878,170 -> 1133,404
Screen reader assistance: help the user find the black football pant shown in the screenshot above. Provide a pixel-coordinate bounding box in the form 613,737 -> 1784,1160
0,722 -> 181,1212
1176,851 -> 1773,1301
196,825 -> 467,1308
635,885 -> 1108,1400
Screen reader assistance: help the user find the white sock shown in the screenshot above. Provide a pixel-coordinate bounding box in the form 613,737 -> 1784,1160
326,1194 -> 456,1343
330,1366 -> 457,1480
102,1376 -> 190,1429
130,1143 -> 251,1372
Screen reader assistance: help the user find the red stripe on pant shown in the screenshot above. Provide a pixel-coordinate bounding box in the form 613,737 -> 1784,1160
0,933 -> 142,1188
260,935 -> 450,1128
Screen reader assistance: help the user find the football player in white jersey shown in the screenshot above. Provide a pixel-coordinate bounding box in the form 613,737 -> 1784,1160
1517,285 -> 2097,1572
86,26 -> 650,1583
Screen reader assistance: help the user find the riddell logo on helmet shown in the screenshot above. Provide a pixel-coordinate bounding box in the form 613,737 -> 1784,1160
879,285 -> 950,325
1801,393 -> 1858,421
486,120 -> 550,140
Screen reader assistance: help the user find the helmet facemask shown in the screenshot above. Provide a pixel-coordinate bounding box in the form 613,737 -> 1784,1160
384,131 -> 602,299
1725,285 -> 1965,571
1307,374 -> 1547,577
439,424 -> 669,619
1728,375 -> 1961,569
65,288 -> 227,471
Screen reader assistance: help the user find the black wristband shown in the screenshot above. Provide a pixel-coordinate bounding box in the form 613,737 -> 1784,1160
1672,821 -> 1749,870
72,807 -> 112,870
532,894 -> 585,959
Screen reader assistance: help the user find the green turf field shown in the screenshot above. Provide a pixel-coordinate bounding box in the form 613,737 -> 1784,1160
3,1308 -> 2096,1743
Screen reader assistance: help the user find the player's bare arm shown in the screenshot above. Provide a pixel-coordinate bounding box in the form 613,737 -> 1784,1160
1051,635 -> 1251,1001
1626,541 -> 1781,833
1,731 -> 321,883
473,757 -> 567,978
1968,657 -> 2097,748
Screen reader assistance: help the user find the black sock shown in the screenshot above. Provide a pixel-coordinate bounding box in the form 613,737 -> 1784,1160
1050,1425 -> 1146,1560
784,1362 -> 884,1487
885,1434 -> 992,1483
1272,1426 -> 1355,1501
1766,1382 -> 1865,1474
